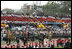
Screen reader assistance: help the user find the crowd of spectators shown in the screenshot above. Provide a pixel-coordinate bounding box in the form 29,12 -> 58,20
1,13 -> 71,48
1,13 -> 71,19
1,23 -> 71,48
1,37 -> 71,48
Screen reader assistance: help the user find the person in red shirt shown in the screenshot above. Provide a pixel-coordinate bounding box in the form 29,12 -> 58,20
12,45 -> 15,48
64,38 -> 67,43
59,39 -> 63,47
57,38 -> 60,47
7,45 -> 10,48
5,46 -> 7,48
21,45 -> 24,48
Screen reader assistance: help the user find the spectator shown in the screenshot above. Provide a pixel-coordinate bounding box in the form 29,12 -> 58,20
12,45 -> 15,48
16,37 -> 20,48
5,46 -> 7,48
51,44 -> 54,48
64,40 -> 71,48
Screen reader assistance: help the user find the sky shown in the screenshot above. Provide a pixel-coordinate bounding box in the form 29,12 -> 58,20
1,1 -> 48,10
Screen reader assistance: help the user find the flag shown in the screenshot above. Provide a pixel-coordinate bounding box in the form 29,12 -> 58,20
14,31 -> 16,40
25,26 -> 28,33
54,39 -> 57,47
24,32 -> 25,34
25,26 -> 28,38
25,26 -> 30,38
29,27 -> 32,34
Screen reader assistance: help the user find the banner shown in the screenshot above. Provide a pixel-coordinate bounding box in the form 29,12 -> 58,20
63,24 -> 68,27
1,24 -> 6,27
56,20 -> 62,23
44,22 -> 62,24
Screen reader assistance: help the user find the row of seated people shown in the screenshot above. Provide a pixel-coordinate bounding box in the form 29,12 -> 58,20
1,16 -> 71,23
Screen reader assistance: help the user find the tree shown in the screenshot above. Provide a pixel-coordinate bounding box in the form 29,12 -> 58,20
59,1 -> 71,15
2,8 -> 14,14
14,10 -> 23,15
42,1 -> 71,16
